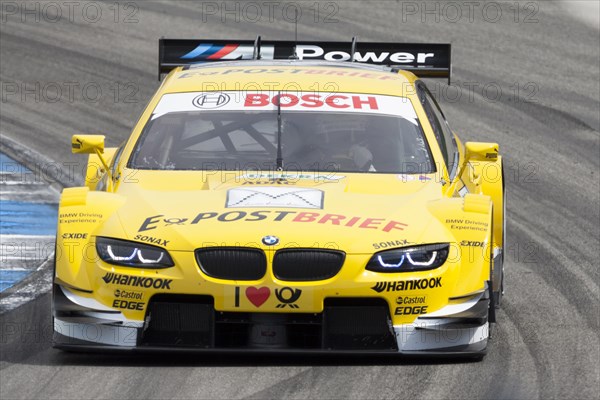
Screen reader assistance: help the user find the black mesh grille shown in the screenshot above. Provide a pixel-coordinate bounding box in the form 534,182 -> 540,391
196,247 -> 266,280
273,249 -> 345,281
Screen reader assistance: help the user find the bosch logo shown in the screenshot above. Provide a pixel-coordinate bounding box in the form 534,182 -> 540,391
192,93 -> 230,109
261,235 -> 279,246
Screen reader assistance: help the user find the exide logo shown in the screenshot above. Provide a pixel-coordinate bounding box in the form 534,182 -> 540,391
62,233 -> 87,239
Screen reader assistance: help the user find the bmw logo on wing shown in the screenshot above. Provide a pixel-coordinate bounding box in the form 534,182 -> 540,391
262,235 -> 279,246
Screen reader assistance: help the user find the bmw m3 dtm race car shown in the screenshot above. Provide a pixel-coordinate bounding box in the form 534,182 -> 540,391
53,37 -> 505,357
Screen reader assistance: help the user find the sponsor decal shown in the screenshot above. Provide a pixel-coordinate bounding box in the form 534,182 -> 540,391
234,286 -> 302,309
460,240 -> 485,248
138,211 -> 408,234
396,295 -> 426,305
180,43 -> 438,65
102,273 -> 172,290
245,286 -> 270,308
192,92 -> 230,109
163,218 -> 187,226
242,180 -> 294,185
242,172 -> 344,182
274,287 -> 302,308
394,305 -> 428,315
150,91 -> 418,122
244,93 -> 380,111
397,174 -> 432,182
61,233 -> 88,240
133,234 -> 169,247
112,299 -> 144,311
226,187 -> 324,209
58,212 -> 103,224
114,289 -> 143,300
372,239 -> 410,250
446,219 -> 489,232
180,43 -> 275,61
181,68 -> 401,81
371,277 -> 442,293
292,45 -> 436,64
261,235 -> 279,246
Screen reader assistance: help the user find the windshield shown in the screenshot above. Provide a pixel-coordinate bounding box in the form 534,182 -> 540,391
129,91 -> 434,174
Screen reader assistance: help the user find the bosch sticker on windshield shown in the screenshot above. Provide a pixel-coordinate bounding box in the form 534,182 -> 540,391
150,91 -> 418,122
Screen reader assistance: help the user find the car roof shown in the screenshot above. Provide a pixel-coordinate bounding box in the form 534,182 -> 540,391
160,60 -> 418,97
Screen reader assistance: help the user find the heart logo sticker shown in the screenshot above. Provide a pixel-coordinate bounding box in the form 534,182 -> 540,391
245,287 -> 270,308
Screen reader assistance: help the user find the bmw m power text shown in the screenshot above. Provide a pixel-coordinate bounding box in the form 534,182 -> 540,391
53,38 -> 505,357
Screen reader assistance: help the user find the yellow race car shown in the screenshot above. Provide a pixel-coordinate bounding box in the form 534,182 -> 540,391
53,38 -> 505,357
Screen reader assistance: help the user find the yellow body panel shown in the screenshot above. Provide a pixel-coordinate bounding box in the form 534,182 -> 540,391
55,63 -> 503,331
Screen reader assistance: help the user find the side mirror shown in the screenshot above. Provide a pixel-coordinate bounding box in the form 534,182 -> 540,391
460,142 -> 499,187
71,134 -> 105,154
71,134 -> 112,189
465,142 -> 499,161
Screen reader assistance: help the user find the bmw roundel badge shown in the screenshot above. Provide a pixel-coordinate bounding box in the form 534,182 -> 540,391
262,235 -> 279,246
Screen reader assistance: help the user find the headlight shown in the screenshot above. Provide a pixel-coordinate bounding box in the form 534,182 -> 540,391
366,243 -> 449,272
96,237 -> 174,268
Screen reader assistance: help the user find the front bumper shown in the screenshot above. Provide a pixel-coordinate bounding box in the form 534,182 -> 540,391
53,284 -> 489,357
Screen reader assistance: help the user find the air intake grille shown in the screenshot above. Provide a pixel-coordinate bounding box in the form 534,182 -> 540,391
141,295 -> 397,351
273,249 -> 345,281
141,295 -> 214,347
196,247 -> 266,280
324,298 -> 397,350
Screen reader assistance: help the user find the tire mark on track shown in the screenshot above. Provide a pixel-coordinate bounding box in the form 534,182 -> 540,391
509,214 -> 599,330
452,67 -> 598,134
499,222 -> 599,399
0,31 -> 154,82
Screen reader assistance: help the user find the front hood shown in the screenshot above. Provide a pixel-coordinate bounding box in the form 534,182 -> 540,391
112,170 -> 447,253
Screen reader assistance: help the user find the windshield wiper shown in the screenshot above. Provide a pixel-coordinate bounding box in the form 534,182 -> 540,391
276,91 -> 283,170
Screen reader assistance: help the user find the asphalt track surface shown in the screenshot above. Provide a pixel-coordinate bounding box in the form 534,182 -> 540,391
0,1 -> 599,399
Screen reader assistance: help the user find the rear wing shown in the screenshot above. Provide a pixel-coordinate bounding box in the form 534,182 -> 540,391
158,37 -> 451,83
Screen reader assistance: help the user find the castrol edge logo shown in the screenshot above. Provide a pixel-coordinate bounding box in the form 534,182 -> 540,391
152,91 -> 418,123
